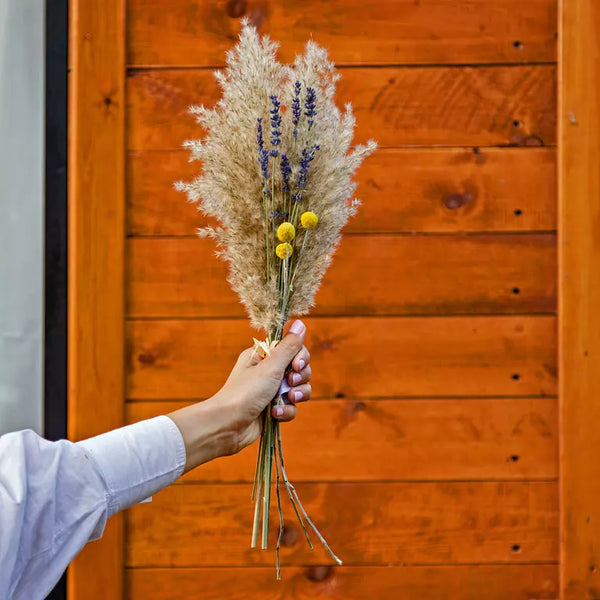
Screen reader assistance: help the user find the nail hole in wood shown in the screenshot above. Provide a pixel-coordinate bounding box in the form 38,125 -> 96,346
138,352 -> 156,365
512,287 -> 520,295
335,392 -> 346,399
104,97 -> 112,107
590,565 -> 597,574
512,120 -> 522,128
513,40 -> 523,49
512,373 -> 520,381
514,209 -> 523,216
509,455 -> 519,462
511,544 -> 521,553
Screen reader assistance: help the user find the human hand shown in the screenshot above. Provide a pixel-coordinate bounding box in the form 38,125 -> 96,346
167,320 -> 311,473
211,319 -> 311,452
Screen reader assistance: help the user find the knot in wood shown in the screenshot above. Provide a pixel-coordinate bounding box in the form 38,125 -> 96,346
443,192 -> 471,210
226,0 -> 247,18
280,525 -> 299,547
305,565 -> 333,582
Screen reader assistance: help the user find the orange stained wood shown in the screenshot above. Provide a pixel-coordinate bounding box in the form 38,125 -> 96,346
127,234 -> 557,318
125,481 -> 558,567
127,0 -> 557,67
126,398 -> 558,482
126,66 -> 557,150
559,0 -> 600,597
128,148 -> 557,236
68,0 -> 563,597
68,0 -> 125,598
126,316 -> 557,400
126,564 -> 559,600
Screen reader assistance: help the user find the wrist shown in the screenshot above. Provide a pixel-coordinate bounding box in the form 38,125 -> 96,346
167,398 -> 237,473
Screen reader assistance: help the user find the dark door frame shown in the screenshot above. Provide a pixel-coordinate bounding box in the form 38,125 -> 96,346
45,0 -> 68,597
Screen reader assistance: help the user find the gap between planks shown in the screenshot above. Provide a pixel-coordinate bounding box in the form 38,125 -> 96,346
125,561 -> 560,569
126,62 -> 558,72
125,395 -> 558,402
125,312 -> 558,322
125,231 -> 558,239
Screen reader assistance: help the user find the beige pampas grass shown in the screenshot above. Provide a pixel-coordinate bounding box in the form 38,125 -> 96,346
176,19 -> 376,577
176,20 -> 376,334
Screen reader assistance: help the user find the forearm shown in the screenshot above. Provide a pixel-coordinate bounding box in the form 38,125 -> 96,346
167,397 -> 238,473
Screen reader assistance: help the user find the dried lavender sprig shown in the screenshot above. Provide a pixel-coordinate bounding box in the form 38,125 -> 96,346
256,118 -> 269,180
257,117 -> 272,279
292,144 -> 319,202
292,81 -> 302,139
280,153 -> 292,194
305,87 -> 317,130
269,94 -> 282,156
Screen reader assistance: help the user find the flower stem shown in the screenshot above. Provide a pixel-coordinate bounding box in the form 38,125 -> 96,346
261,411 -> 274,549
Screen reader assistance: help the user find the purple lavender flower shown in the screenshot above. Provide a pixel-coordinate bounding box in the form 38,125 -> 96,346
280,153 -> 292,193
269,95 -> 282,156
292,81 -> 302,139
256,118 -> 269,179
305,87 -> 317,130
270,210 -> 290,221
292,143 -> 319,201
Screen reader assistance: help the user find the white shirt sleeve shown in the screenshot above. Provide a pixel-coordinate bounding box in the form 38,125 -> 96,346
0,415 -> 186,600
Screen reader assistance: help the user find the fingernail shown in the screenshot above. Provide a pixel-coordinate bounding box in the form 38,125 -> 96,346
294,390 -> 304,402
275,406 -> 284,417
292,372 -> 302,385
289,319 -> 305,335
299,359 -> 306,370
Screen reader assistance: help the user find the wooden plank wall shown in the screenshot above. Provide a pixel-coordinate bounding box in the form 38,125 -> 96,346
123,1 -> 559,597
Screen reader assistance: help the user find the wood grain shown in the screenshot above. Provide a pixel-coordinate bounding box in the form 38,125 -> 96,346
559,1 -> 600,597
125,482 -> 558,566
126,234 -> 557,318
126,398 -> 558,481
127,0 -> 557,67
126,66 -> 557,150
128,148 -> 557,236
126,316 -> 557,399
126,564 -> 559,600
68,0 -> 125,597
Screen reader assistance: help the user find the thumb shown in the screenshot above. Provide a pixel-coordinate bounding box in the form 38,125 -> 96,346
266,320 -> 306,374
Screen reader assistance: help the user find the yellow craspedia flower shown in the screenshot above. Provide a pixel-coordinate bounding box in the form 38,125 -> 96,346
275,242 -> 293,260
277,222 -> 296,242
301,211 -> 319,229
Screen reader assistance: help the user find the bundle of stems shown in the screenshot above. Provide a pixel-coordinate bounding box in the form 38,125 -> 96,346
176,20 -> 376,577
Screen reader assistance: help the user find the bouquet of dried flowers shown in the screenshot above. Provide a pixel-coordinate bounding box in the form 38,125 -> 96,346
176,20 -> 376,577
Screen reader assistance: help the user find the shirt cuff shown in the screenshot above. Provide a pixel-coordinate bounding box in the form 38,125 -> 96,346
76,415 -> 186,517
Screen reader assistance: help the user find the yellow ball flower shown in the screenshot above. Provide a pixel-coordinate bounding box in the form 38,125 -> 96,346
276,242 -> 293,260
277,222 -> 296,242
301,211 -> 319,229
